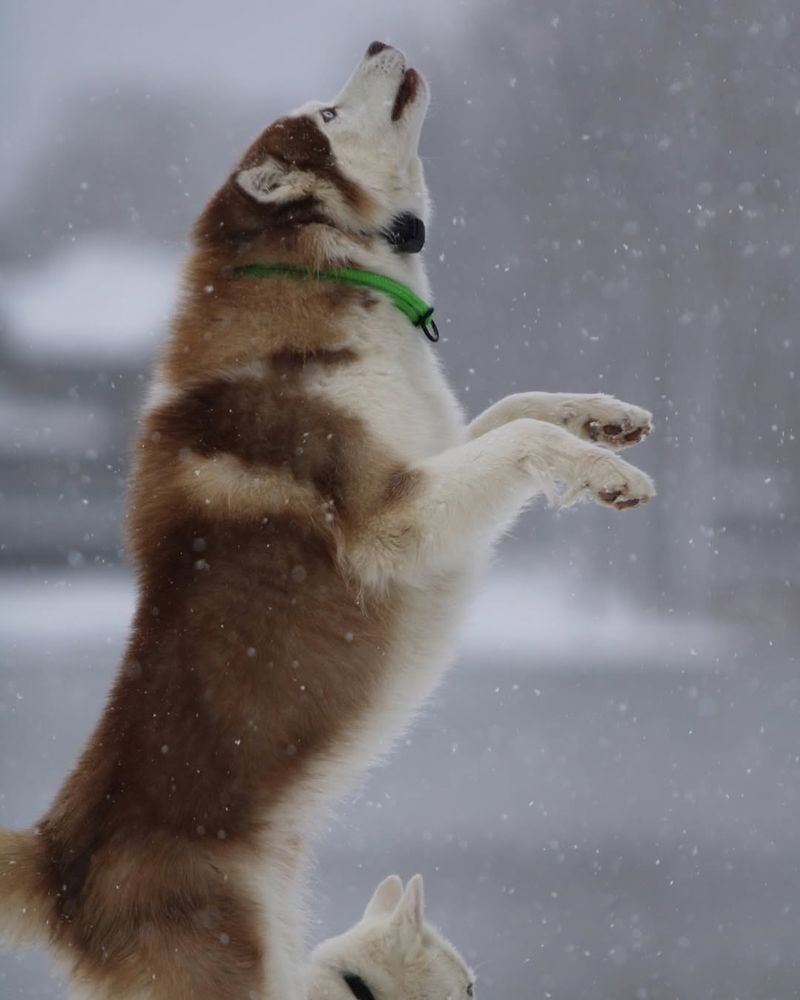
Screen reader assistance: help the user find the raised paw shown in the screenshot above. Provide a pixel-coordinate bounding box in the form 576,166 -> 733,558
567,449 -> 656,511
559,394 -> 653,449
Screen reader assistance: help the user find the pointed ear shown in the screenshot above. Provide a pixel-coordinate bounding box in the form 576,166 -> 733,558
194,165 -> 321,245
388,874 -> 425,952
399,874 -> 425,927
363,875 -> 404,921
236,160 -> 293,204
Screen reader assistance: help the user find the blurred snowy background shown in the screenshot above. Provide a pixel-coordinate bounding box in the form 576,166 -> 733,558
1,1 -> 799,997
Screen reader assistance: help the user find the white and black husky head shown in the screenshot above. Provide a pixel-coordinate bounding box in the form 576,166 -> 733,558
309,875 -> 475,1000
195,42 -> 430,260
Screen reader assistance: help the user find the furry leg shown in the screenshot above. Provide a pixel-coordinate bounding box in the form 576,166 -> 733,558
349,417 -> 654,587
468,392 -> 653,449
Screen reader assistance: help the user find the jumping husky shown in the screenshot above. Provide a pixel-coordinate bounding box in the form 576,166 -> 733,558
0,41 -> 653,999
309,875 -> 473,1000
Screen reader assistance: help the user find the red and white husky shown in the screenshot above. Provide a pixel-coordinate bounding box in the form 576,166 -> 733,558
0,42 -> 653,999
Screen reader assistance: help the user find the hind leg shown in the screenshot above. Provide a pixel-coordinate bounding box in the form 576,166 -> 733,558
66,909 -> 271,1000
66,838 -> 307,1000
68,943 -> 268,1000
148,885 -> 302,1000
148,929 -> 269,1000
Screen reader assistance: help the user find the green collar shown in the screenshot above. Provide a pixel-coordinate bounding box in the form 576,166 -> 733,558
232,263 -> 439,343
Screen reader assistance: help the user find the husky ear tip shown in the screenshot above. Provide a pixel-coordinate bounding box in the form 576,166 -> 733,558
398,873 -> 425,926
364,873 -> 405,918
379,874 -> 403,894
407,873 -> 425,896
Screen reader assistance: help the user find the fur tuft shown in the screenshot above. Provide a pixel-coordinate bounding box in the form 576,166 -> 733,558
0,827 -> 52,950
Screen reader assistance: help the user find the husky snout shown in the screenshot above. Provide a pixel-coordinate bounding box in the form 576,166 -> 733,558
362,40 -> 405,72
339,42 -> 428,130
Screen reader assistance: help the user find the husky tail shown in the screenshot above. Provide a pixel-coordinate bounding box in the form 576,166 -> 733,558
0,827 -> 53,949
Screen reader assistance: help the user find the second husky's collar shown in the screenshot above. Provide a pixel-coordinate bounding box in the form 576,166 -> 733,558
232,263 -> 439,343
342,973 -> 376,1000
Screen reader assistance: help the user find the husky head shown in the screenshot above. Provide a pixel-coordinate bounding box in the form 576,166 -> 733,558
194,43 -> 430,261
308,875 -> 475,1000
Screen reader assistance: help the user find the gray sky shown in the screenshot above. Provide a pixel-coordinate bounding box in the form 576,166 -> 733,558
0,0 -> 476,200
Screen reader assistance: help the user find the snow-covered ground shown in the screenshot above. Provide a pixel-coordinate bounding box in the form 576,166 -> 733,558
0,568 -> 734,666
0,238 -> 180,362
1,570 -> 797,998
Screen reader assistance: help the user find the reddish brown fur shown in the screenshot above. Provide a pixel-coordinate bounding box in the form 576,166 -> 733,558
11,109 -> 415,999
195,115 -> 369,247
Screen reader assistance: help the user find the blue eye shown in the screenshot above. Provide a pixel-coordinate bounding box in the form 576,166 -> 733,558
320,107 -> 337,123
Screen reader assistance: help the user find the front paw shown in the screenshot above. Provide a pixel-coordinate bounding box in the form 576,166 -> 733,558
560,394 -> 653,449
565,449 -> 655,510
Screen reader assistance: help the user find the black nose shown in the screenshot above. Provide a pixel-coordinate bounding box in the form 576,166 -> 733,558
367,41 -> 389,57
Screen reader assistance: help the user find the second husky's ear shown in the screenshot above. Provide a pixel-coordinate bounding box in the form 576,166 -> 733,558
388,874 -> 425,951
363,875 -> 404,921
399,874 -> 425,926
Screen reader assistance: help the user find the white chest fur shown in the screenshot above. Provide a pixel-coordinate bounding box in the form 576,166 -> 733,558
309,300 -> 466,463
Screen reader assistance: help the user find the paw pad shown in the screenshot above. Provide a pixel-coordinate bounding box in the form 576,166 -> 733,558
585,416 -> 651,449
